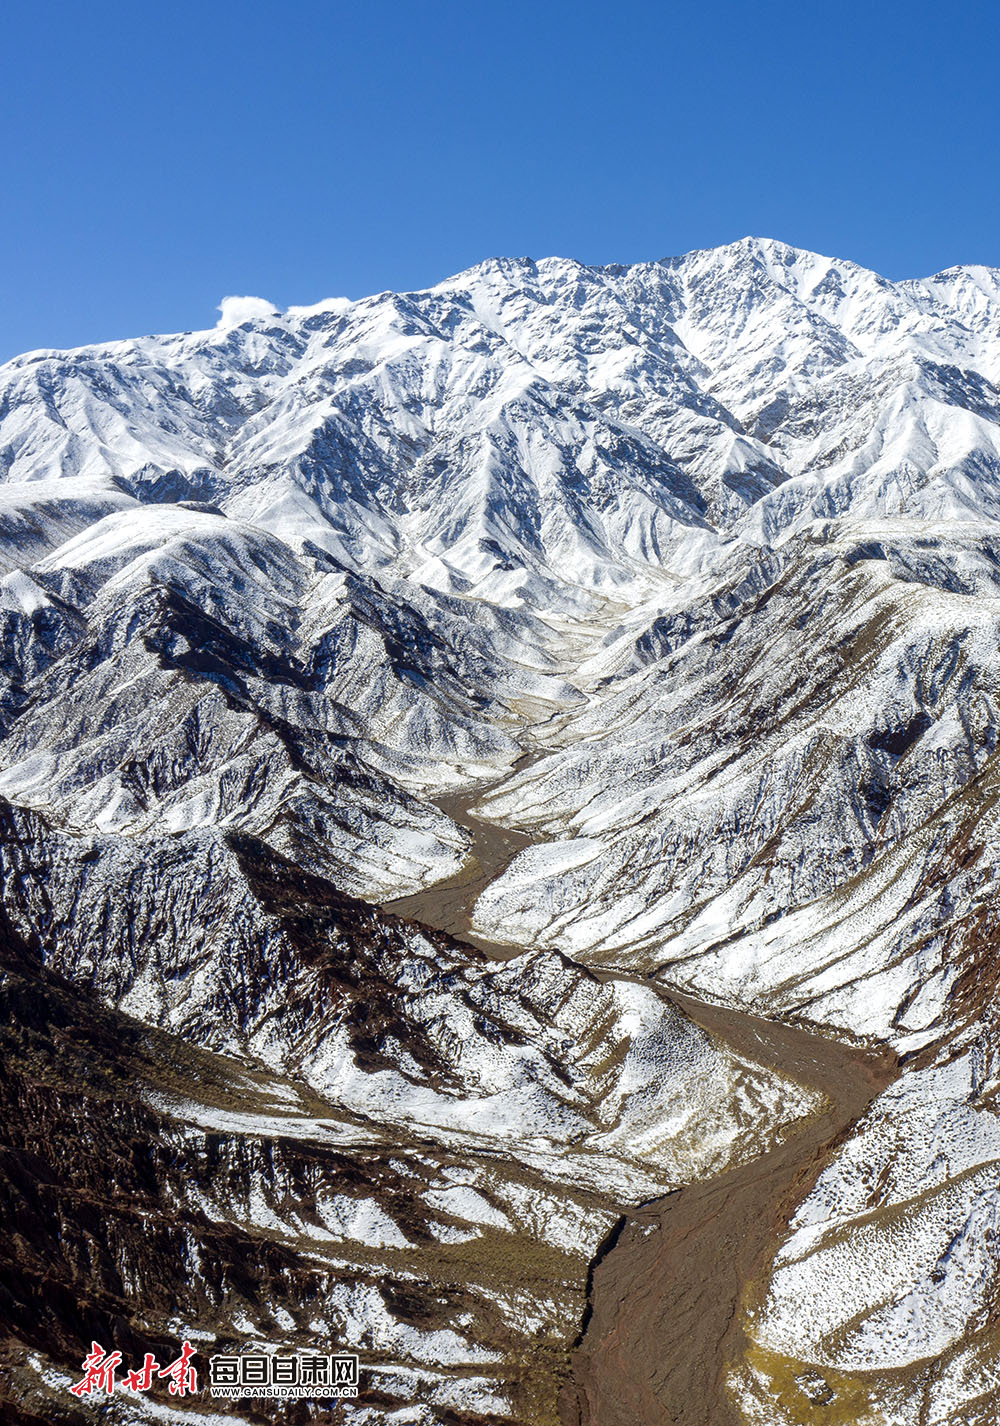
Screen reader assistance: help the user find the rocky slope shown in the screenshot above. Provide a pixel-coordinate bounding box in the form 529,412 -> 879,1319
1,238 -> 999,1424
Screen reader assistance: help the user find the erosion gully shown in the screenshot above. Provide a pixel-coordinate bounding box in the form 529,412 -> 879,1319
385,772 -> 899,1426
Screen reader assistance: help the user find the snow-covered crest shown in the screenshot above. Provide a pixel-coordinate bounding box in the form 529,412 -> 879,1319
2,239 -> 1000,1425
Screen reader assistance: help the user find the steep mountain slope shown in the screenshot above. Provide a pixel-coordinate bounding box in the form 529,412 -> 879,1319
1,238 -> 999,1425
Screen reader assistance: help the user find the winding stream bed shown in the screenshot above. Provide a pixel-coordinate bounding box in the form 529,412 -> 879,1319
562,991 -> 897,1426
385,775 -> 899,1425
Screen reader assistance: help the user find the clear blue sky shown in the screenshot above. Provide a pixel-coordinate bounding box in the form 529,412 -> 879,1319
2,0 -> 998,361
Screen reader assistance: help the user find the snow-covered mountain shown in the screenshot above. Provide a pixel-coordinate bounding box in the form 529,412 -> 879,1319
2,238 -> 1000,1426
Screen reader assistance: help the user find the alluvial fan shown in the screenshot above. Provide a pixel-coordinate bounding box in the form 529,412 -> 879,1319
0,237 -> 999,1425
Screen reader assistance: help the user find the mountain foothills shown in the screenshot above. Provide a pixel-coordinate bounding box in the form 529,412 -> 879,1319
1,237 -> 999,1425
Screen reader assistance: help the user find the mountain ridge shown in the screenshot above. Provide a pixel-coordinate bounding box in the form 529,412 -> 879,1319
1,239 -> 999,1424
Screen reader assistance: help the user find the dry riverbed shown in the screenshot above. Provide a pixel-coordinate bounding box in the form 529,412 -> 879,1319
562,993 -> 898,1426
386,777 -> 900,1426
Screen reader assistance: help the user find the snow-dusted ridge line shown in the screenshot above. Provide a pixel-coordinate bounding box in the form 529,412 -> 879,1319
1,237 -> 1000,1424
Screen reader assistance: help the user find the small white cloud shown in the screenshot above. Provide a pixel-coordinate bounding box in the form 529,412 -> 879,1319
286,297 -> 354,319
216,295 -> 281,328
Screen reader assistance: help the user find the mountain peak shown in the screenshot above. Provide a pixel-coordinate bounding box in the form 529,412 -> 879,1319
2,237 -> 1000,1426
